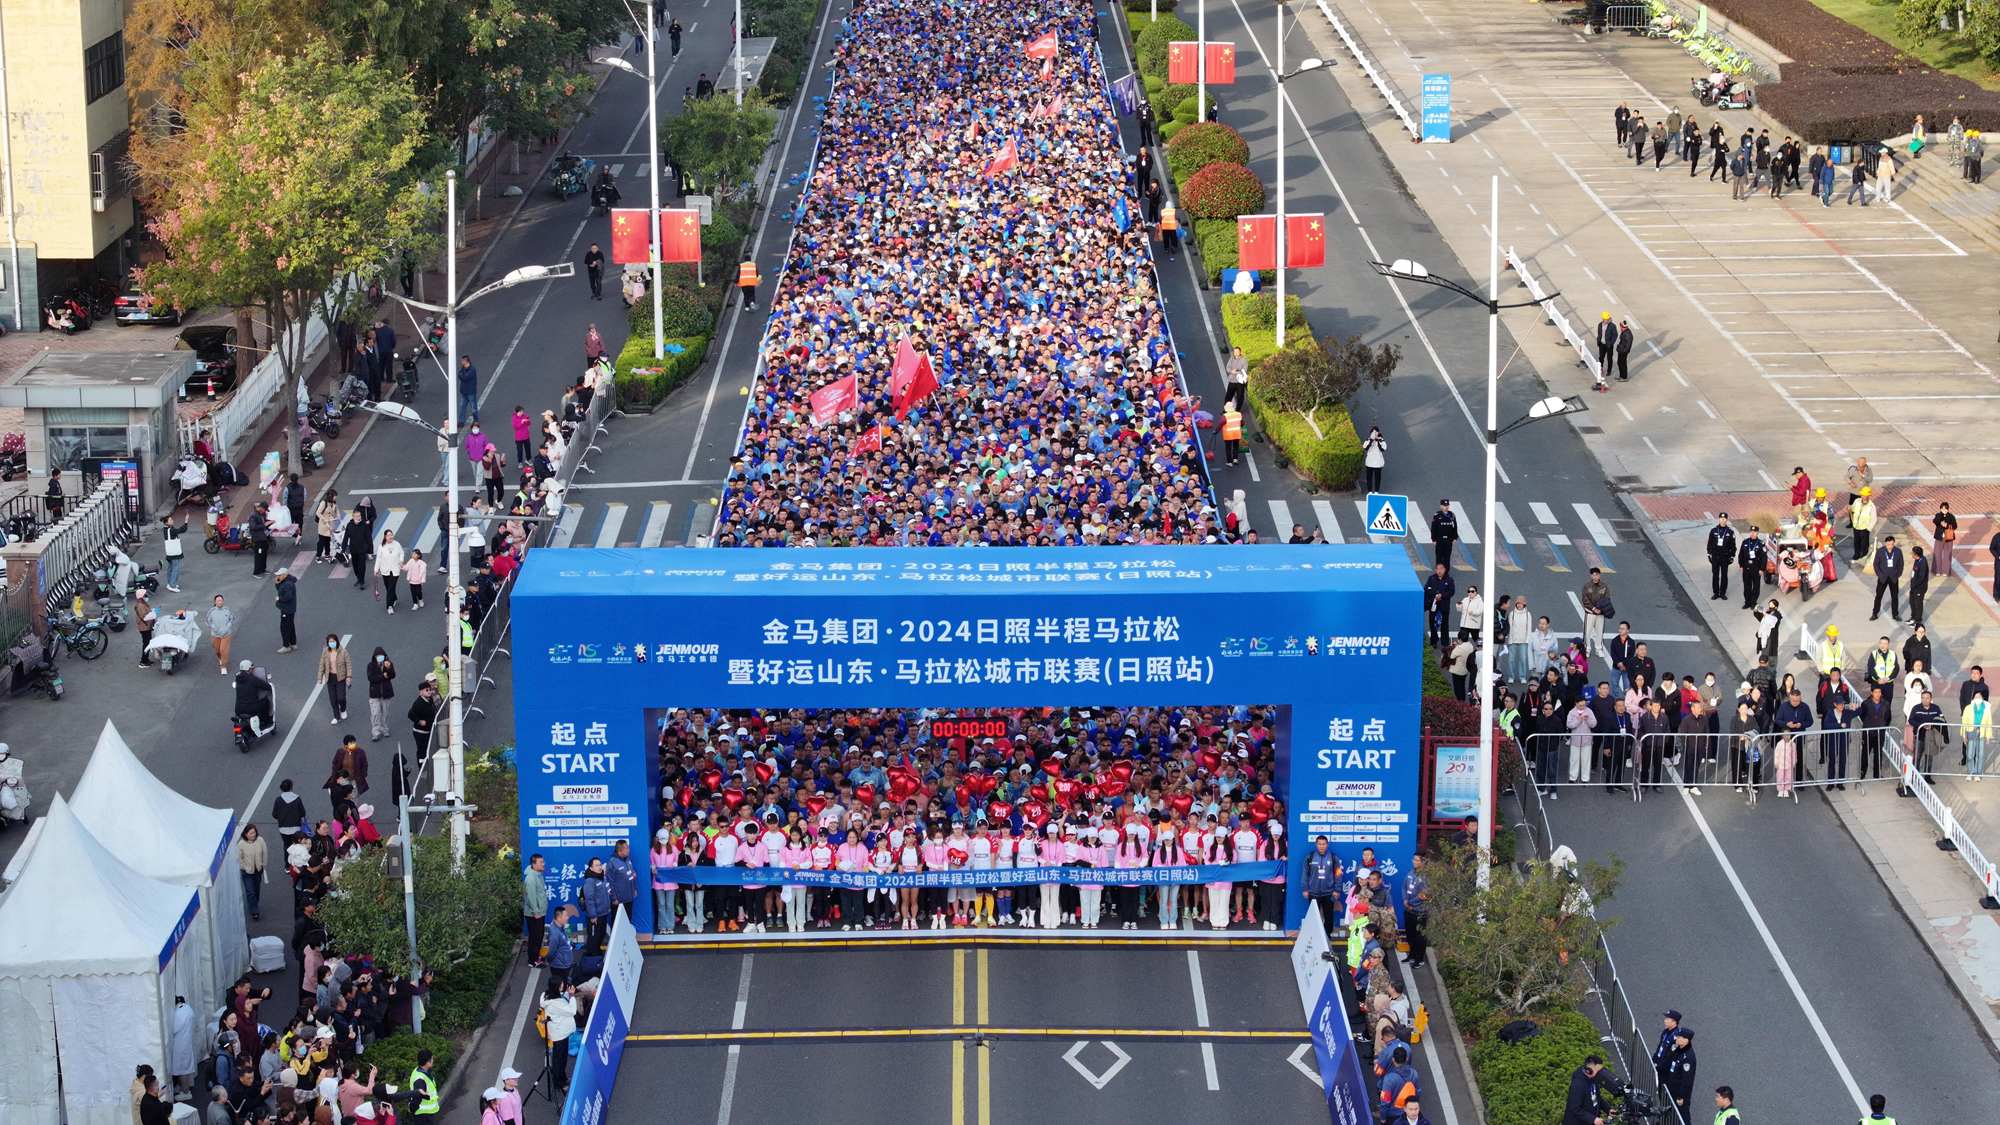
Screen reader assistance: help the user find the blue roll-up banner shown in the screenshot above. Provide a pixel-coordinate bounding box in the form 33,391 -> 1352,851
1420,75 -> 1451,143
560,910 -> 645,1125
659,860 -> 1281,888
1291,908 -> 1375,1125
513,545 -> 1420,934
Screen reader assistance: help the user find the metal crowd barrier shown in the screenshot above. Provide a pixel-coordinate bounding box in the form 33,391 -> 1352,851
1316,0 -> 1419,139
1880,730 -> 2000,908
1506,247 -> 1604,384
1513,725 -> 1913,806
1603,4 -> 1651,31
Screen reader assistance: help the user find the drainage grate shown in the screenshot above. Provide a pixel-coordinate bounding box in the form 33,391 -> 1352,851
1608,519 -> 1643,541
1576,425 -> 1604,435
1612,475 -> 1643,486
1410,223 -> 1435,233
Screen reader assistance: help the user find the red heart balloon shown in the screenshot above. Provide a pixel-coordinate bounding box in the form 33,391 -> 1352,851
948,847 -> 969,867
721,786 -> 746,810
954,785 -> 971,810
1023,800 -> 1051,828
753,761 -> 775,785
1099,779 -> 1129,798
988,800 -> 1013,822
1196,749 -> 1221,773
1251,792 -> 1276,813
1110,761 -> 1135,782
1052,778 -> 1080,808
1040,757 -> 1064,777
1030,783 -> 1050,802
1084,783 -> 1103,802
974,774 -> 999,797
700,768 -> 724,792
888,765 -> 914,783
1247,807 -> 1271,824
889,776 -> 918,802
855,784 -> 876,805
1168,794 -> 1194,815
805,795 -> 828,818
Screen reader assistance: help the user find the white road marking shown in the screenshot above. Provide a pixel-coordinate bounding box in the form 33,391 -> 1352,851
1311,499 -> 1343,542
412,509 -> 441,555
1528,502 -> 1558,525
1450,501 -> 1479,544
1287,1042 -> 1321,1085
1063,1041 -> 1132,1090
553,503 -> 585,547
1573,503 -> 1618,546
1186,950 -> 1210,1027
594,502 -> 630,547
1492,501 -> 1526,544
1201,1041 -> 1220,1091
1269,500 -> 1295,540
641,501 -> 674,547
715,954 -> 755,1125
1243,446 -> 1262,483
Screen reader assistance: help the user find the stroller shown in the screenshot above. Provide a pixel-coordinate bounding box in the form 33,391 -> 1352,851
145,610 -> 202,675
6,639 -> 62,700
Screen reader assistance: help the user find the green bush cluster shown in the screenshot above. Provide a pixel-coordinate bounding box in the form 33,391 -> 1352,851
628,284 -> 720,339
1180,162 -> 1264,219
422,920 -> 521,1035
1244,380 -> 1363,490
758,54 -> 799,102
1151,82 -> 1192,122
1133,13 -> 1195,80
615,334 -> 712,408
1219,293 -> 1307,367
1166,122 -> 1249,184
743,0 -> 818,70
1466,1011 -> 1604,1125
361,1032 -> 459,1087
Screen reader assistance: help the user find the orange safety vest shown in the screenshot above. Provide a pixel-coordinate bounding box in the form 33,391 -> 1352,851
1159,207 -> 1178,232
1221,410 -> 1242,441
737,262 -> 759,288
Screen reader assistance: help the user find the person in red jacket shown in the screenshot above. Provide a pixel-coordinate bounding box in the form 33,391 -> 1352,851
1789,466 -> 1813,525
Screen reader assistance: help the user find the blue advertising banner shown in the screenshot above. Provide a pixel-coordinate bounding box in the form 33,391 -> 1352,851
512,545 -> 1420,933
1292,908 -> 1374,1125
559,911 -> 644,1125
661,860 -> 1281,888
1420,74 -> 1451,143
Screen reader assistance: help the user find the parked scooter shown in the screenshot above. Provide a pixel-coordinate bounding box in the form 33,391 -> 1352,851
6,641 -> 62,702
144,609 -> 202,675
0,744 -> 31,828
397,351 -> 420,401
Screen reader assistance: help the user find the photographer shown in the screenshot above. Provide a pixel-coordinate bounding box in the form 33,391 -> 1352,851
1564,1057 -> 1613,1125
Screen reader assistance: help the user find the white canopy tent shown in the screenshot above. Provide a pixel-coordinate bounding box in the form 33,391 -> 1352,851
0,795 -> 203,1125
70,721 -> 248,1017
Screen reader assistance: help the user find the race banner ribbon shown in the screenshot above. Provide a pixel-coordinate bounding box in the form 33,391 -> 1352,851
655,861 -> 1283,890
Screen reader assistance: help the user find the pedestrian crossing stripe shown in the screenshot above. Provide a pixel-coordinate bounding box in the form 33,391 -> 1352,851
1366,493 -> 1409,536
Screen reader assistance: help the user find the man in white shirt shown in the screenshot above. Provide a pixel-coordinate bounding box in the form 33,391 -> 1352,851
1179,820 -> 1206,927
711,830 -> 741,932
1231,821 -> 1262,923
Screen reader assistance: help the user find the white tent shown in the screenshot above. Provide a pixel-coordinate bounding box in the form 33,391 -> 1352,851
70,721 -> 248,1017
0,795 -> 203,1125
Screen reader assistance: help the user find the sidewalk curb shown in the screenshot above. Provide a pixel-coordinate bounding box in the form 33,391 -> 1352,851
1422,959 -> 1487,1125
435,938 -> 528,1110
1824,791 -> 2000,1061
1618,492 -> 2000,1061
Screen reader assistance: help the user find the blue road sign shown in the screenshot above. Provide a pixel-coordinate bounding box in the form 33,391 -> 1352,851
1364,493 -> 1410,537
1420,74 -> 1451,143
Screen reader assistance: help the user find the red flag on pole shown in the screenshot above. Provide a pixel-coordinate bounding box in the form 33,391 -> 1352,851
660,209 -> 703,264
1024,31 -> 1059,58
1040,55 -> 1054,80
1236,214 -> 1277,271
1206,42 -> 1236,84
1286,213 -> 1327,268
983,136 -> 1019,178
848,423 -> 886,459
890,339 -> 939,420
610,209 -> 651,264
1168,41 -> 1198,85
808,374 -> 857,424
1034,93 -> 1066,119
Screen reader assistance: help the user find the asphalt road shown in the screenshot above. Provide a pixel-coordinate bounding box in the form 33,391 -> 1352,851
4,0 -> 1996,1118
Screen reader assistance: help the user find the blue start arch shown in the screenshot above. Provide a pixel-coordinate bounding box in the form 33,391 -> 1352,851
512,543 -> 1422,933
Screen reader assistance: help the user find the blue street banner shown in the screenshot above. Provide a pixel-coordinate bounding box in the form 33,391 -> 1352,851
1110,72 -> 1140,117
512,544 -> 1420,934
1420,75 -> 1451,143
1114,195 -> 1131,232
1432,743 -> 1480,819
661,860 -> 1281,889
1363,494 -> 1409,538
1291,908 -> 1374,1125
560,910 -> 645,1125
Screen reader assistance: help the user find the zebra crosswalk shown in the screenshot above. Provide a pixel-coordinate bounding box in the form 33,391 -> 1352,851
1262,497 -> 1627,574
323,500 -> 684,576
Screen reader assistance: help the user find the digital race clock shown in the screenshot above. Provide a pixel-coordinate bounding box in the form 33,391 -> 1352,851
929,718 -> 1011,740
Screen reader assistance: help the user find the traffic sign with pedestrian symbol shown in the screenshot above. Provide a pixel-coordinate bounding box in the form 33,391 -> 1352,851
1365,494 -> 1409,537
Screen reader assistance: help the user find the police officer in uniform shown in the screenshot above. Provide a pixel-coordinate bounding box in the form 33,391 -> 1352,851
1657,1028 -> 1697,1120
1301,836 -> 1339,931
1706,514 -> 1736,600
1736,526 -> 1767,609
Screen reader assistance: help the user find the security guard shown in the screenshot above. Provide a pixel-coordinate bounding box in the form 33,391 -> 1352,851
1818,625 -> 1845,681
1860,1093 -> 1893,1125
1657,1028 -> 1697,1119
1713,1086 -> 1740,1125
1158,206 -> 1180,258
736,260 -> 760,310
408,1050 -> 441,1123
1221,407 -> 1243,466
1849,486 -> 1877,562
1736,526 -> 1767,609
1705,514 -> 1736,601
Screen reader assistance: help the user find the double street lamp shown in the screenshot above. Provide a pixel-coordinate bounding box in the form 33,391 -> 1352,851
597,5 -> 669,360
1269,0 -> 1326,349
1372,193 -> 1586,887
379,169 -> 574,864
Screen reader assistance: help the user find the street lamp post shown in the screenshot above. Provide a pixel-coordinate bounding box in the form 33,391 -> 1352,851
1371,187 -> 1585,888
380,194 -> 573,864
598,4 -> 666,360
735,0 -> 745,106
1269,3 -> 1325,350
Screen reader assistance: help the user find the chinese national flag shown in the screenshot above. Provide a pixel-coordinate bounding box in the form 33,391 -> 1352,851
890,338 -> 939,420
1287,213 -> 1327,268
660,209 -> 702,264
1236,214 -> 1276,271
809,374 -> 857,424
983,136 -> 1018,178
1206,42 -> 1236,84
1024,32 -> 1059,58
848,423 -> 886,459
1168,41 -> 1198,85
610,209 -> 651,264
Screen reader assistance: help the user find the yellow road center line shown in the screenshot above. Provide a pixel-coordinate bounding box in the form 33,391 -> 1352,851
951,1041 -> 965,1125
977,948 -> 989,1026
977,1041 -> 991,1125
953,948 -> 966,1026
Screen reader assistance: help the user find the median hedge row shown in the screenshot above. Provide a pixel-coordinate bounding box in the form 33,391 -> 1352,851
1700,0 -> 2000,140
614,334 -> 712,408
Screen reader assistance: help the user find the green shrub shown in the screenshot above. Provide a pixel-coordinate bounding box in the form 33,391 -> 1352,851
1193,217 -> 1277,287
1143,74 -> 1164,95
1421,647 -> 1455,699
701,215 -> 744,252
423,919 -> 520,1034
1160,121 -> 1186,143
1219,293 -> 1306,368
1166,122 -> 1249,183
363,1033 -> 459,1087
615,334 -> 711,408
1171,92 -> 1219,127
1245,381 -> 1362,490
1467,1011 -> 1603,1125
1150,82 -> 1191,122
1181,161 -> 1264,219
628,284 -> 718,339
1124,0 -> 1177,10
1134,14 -> 1195,78
757,54 -> 798,102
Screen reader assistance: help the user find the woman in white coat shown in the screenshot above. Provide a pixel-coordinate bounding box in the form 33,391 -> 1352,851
374,529 -> 408,613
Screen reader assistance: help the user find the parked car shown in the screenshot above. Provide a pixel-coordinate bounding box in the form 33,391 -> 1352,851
113,287 -> 183,326
175,325 -> 238,397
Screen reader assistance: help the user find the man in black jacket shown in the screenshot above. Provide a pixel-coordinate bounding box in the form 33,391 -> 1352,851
1737,526 -> 1767,608
1705,514 -> 1736,600
1615,318 -> 1635,381
1909,546 -> 1931,626
408,679 -> 442,758
342,511 -> 373,589
272,569 -> 297,653
1594,313 -> 1618,386
247,503 -> 271,576
1871,535 -> 1904,621
1428,500 -> 1459,570
1902,624 -> 1933,681
1562,1057 -> 1611,1125
1859,685 -> 1894,779
1609,622 -> 1639,695
1423,563 -> 1455,650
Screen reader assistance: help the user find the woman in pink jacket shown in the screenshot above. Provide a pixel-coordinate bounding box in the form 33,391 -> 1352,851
896,829 -> 924,930
738,829 -> 770,934
1257,825 -> 1287,931
1039,824 -> 1064,930
835,833 -> 871,931
920,825 -> 950,930
1114,826 -> 1149,929
650,828 -> 680,934
1014,828 -> 1040,929
758,819 -> 788,931
1205,820 -> 1235,931
1077,828 -> 1106,929
778,829 -> 812,933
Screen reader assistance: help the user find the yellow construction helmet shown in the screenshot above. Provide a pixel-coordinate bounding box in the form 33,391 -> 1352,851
1814,488 -> 1826,498
1860,487 -> 1871,497
1827,625 -> 1839,638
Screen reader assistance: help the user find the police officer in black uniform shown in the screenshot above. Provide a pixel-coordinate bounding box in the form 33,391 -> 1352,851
1737,526 -> 1767,609
1706,514 -> 1736,600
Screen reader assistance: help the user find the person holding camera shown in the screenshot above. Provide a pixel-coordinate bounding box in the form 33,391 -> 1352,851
1563,1056 -> 1613,1125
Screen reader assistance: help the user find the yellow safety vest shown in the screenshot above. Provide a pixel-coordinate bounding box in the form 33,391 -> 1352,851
1819,639 -> 1845,675
1850,500 -> 1876,531
459,617 -> 475,651
409,1068 -> 439,1115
